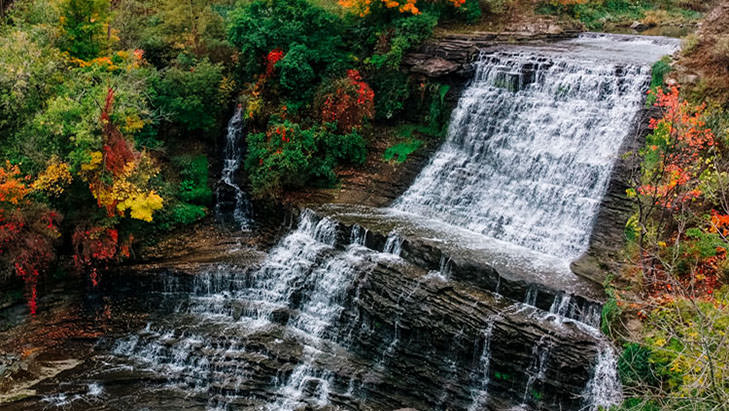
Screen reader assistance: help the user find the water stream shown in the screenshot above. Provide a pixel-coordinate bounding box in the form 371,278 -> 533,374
215,106 -> 253,230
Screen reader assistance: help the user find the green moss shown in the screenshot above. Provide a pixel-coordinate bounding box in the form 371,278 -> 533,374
384,139 -> 423,164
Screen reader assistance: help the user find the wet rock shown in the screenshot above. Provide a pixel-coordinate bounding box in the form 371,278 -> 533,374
411,57 -> 460,77
630,21 -> 649,31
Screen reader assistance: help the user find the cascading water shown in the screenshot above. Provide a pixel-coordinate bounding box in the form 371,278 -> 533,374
216,106 -> 253,230
395,34 -> 679,261
23,34 -> 683,411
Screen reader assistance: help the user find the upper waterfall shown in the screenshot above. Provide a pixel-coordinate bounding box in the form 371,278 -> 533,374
394,33 -> 679,260
215,106 -> 253,230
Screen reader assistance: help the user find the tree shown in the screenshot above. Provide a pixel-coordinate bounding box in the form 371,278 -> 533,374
58,0 -> 110,60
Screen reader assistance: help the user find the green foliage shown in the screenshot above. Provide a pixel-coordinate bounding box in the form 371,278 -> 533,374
370,69 -> 411,121
365,12 -> 438,70
646,56 -> 672,106
173,155 -> 213,205
245,121 -> 366,197
151,57 -> 229,135
618,343 -> 657,387
384,139 -> 423,163
277,44 -> 319,99
651,57 -> 672,89
683,227 -> 725,258
227,0 -> 347,86
156,202 -> 208,230
9,62 -> 154,172
58,0 -> 110,60
493,370 -> 511,380
0,30 -> 64,138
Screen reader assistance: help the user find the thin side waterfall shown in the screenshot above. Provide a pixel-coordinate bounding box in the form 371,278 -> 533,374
582,344 -> 623,410
394,42 -> 661,260
216,106 -> 253,230
468,322 -> 495,411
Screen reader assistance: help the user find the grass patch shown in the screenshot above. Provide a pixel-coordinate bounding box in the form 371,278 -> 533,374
536,0 -> 704,30
384,139 -> 424,163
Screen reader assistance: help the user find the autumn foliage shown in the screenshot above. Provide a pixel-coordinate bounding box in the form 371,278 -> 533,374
80,88 -> 163,222
637,86 -> 715,209
319,70 -> 375,133
0,162 -> 61,314
339,0 -> 465,16
72,227 -> 131,287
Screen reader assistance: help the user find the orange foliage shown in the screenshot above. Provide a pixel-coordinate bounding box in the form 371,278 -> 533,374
638,86 -> 715,209
339,0 -> 464,17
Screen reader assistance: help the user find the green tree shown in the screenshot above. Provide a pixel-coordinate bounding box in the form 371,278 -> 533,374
227,0 -> 347,85
151,57 -> 230,136
58,0 -> 110,60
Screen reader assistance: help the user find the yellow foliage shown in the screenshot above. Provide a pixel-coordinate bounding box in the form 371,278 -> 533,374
32,158 -> 72,196
83,153 -> 164,222
81,151 -> 103,171
123,114 -> 146,134
117,191 -> 163,222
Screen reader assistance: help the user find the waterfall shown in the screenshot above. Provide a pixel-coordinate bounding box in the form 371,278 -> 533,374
216,106 -> 253,230
383,231 -> 403,256
394,34 -> 678,261
582,343 -> 623,410
63,34 -> 685,411
468,322 -> 495,411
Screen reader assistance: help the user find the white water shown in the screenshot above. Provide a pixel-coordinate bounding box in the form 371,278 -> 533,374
582,344 -> 623,410
468,322 -> 495,411
216,106 -> 253,230
395,34 -> 678,260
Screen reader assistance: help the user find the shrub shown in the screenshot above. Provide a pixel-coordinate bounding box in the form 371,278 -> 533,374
317,70 -> 375,133
651,57 -> 672,89
244,121 -> 366,197
365,12 -> 438,70
173,155 -> 213,205
227,0 -> 347,84
618,343 -> 657,387
370,69 -> 411,121
152,57 -> 230,135
157,202 -> 207,230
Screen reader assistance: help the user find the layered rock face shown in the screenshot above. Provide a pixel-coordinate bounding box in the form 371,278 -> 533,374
17,210 -> 609,411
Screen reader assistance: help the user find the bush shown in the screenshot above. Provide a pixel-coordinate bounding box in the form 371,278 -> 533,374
173,155 -> 213,205
618,343 -> 657,387
227,0 -> 347,85
152,57 -> 230,135
365,12 -> 438,70
316,70 -> 375,133
370,70 -> 411,121
244,121 -> 366,197
161,202 -> 207,229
